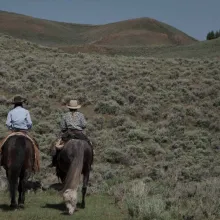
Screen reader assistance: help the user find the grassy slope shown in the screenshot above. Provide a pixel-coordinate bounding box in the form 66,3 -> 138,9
61,37 -> 220,59
0,35 -> 220,219
107,37 -> 220,58
0,10 -> 196,46
0,191 -> 126,220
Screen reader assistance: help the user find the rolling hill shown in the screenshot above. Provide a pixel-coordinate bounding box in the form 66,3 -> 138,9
0,10 -> 197,46
138,37 -> 220,58
60,37 -> 220,59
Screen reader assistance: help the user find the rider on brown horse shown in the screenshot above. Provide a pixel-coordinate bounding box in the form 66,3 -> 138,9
0,96 -> 40,208
0,95 -> 39,167
49,99 -> 93,167
6,95 -> 32,132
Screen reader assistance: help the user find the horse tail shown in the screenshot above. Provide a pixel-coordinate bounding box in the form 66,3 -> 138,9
8,136 -> 26,201
61,141 -> 84,194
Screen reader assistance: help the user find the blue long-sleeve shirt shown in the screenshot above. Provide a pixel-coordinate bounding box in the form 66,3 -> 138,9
6,106 -> 32,130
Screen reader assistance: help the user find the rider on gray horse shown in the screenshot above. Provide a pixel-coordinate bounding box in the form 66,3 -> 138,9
49,99 -> 93,167
60,100 -> 90,142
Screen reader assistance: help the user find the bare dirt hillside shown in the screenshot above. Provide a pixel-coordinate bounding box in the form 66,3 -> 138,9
0,10 -> 197,47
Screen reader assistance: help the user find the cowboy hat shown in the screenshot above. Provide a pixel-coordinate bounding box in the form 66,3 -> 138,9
66,100 -> 81,109
11,95 -> 26,104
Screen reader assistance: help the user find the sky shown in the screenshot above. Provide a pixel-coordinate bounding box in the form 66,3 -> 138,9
0,0 -> 219,40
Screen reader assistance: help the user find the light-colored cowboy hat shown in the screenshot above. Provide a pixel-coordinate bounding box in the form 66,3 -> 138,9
66,100 -> 81,109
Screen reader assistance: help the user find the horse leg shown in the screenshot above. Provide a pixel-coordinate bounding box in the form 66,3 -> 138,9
8,170 -> 18,208
18,170 -> 29,208
9,184 -> 17,208
56,167 -> 66,184
18,177 -> 22,207
81,169 -> 90,209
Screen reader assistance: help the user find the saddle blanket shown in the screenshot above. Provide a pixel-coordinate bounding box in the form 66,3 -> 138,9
0,131 -> 40,172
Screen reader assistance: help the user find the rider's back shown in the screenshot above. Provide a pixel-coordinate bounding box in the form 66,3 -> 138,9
6,106 -> 32,130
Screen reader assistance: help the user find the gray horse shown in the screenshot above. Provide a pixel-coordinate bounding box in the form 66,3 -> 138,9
52,139 -> 93,215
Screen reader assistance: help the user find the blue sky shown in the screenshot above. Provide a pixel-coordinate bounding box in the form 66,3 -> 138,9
0,0 -> 219,40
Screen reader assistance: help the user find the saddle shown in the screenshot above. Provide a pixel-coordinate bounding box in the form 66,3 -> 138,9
54,132 -> 79,150
54,129 -> 92,150
0,131 -> 40,172
50,130 -> 94,168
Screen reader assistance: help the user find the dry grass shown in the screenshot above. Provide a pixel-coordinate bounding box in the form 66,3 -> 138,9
0,191 -> 126,220
0,34 -> 220,219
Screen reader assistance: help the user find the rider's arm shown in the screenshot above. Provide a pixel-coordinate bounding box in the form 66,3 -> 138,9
60,115 -> 67,132
6,111 -> 12,129
26,110 -> 32,129
80,114 -> 87,129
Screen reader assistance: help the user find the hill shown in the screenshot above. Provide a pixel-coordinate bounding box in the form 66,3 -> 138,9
0,34 -> 220,219
0,10 -> 197,46
105,36 -> 220,58
61,37 -> 220,59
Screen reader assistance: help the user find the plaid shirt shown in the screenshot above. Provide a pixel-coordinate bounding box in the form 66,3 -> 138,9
60,111 -> 86,131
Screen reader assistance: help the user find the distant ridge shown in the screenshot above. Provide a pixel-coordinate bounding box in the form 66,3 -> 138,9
0,10 -> 197,47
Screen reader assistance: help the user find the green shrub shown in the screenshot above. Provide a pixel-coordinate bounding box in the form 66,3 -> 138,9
125,181 -> 172,220
95,100 -> 120,115
34,122 -> 54,135
103,148 -> 131,165
0,95 -> 7,104
0,104 -> 8,117
127,128 -> 149,142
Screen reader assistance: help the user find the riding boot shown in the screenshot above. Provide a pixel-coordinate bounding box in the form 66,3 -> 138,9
52,155 -> 57,166
48,150 -> 58,167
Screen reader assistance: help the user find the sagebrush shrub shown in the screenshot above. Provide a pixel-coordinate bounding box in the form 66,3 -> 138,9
94,100 -> 120,115
0,35 -> 220,219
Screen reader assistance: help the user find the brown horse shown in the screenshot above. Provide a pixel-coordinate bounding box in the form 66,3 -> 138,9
53,139 -> 93,215
1,135 -> 37,209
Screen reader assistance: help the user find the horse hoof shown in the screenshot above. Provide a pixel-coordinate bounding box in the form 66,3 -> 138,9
18,204 -> 25,209
10,204 -> 18,209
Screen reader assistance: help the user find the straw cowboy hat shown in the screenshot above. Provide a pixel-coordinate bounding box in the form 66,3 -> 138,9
11,95 -> 27,104
66,100 -> 81,109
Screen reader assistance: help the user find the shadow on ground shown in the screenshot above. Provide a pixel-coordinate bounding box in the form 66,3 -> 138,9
0,204 -> 25,212
0,204 -> 11,212
42,201 -> 82,214
42,202 -> 66,211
